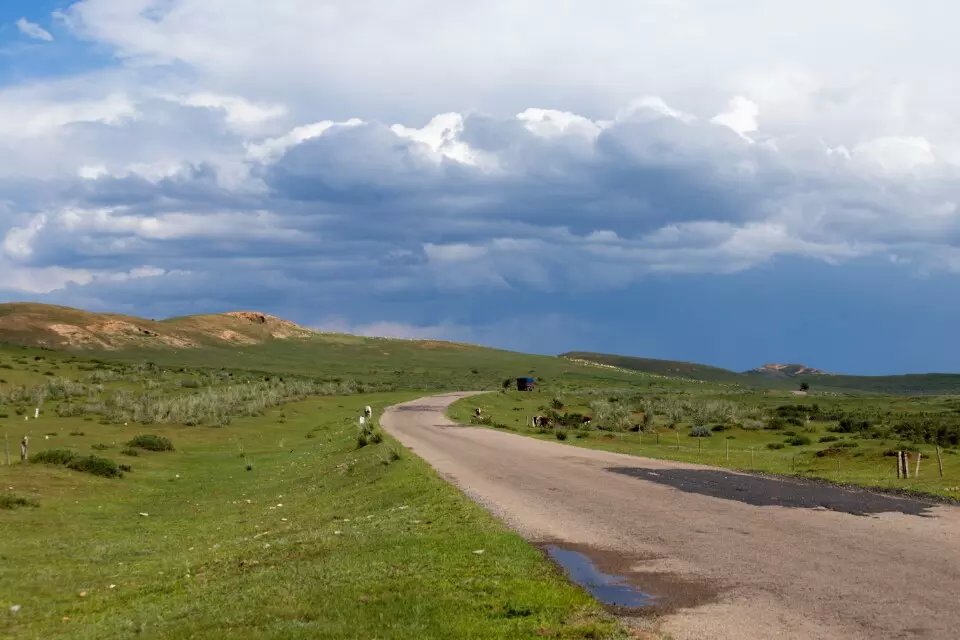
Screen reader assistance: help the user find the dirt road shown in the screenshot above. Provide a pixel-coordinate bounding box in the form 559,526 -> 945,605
382,393 -> 960,640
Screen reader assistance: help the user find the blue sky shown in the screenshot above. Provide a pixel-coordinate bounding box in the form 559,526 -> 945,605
1,1 -> 959,374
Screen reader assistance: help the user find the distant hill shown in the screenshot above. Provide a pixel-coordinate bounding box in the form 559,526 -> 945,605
748,363 -> 828,377
0,302 -> 653,391
563,351 -> 960,395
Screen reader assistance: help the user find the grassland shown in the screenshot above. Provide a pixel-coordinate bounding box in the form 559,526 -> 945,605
1,391 -> 624,639
449,389 -> 960,500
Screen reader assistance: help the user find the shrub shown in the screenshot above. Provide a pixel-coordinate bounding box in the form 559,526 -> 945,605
118,464 -> 132,472
0,494 -> 38,510
818,435 -> 839,443
555,430 -> 568,441
711,424 -> 730,432
550,397 -> 564,410
767,443 -> 785,450
765,417 -> 787,430
357,433 -> 369,448
786,435 -> 812,446
127,434 -> 174,452
91,443 -> 112,450
120,447 -> 139,457
370,431 -> 383,444
689,425 -> 712,438
66,455 -> 121,478
816,447 -> 844,458
31,449 -> 76,465
834,440 -> 859,448
69,431 -> 85,436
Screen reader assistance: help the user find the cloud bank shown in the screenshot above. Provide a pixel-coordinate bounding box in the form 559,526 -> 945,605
0,1 -> 959,369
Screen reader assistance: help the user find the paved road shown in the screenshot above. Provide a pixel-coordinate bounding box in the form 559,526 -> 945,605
382,393 -> 960,640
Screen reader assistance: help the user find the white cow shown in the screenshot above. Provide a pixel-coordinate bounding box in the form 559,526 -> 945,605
364,405 -> 373,418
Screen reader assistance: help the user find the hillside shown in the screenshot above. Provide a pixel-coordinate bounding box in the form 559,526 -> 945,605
0,303 -> 657,392
564,351 -> 960,395
0,303 -> 314,350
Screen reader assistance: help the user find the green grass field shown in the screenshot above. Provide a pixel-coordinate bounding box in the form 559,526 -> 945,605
448,390 -> 960,500
1,392 -> 624,639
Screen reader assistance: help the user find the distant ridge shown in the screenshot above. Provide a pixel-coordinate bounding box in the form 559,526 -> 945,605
563,351 -> 960,395
749,363 -> 828,377
0,302 -> 315,351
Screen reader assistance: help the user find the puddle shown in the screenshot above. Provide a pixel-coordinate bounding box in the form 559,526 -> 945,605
546,545 -> 656,608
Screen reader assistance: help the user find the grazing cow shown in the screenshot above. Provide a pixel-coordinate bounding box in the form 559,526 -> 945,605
364,406 -> 373,418
20,436 -> 28,462
581,416 -> 592,425
474,408 -> 482,417
532,415 -> 550,428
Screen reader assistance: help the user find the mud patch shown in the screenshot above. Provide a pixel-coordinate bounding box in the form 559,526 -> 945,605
543,542 -> 716,615
606,466 -> 936,516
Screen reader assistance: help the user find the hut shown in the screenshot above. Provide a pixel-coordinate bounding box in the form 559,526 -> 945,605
516,377 -> 536,391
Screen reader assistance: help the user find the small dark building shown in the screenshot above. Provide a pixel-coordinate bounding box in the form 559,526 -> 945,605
516,377 -> 536,391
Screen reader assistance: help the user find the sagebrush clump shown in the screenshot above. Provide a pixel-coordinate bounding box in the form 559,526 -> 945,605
127,434 -> 174,451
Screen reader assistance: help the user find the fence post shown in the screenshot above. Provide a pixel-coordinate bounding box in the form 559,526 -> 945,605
936,446 -> 944,479
725,439 -> 729,462
837,458 -> 841,475
897,452 -> 902,479
750,447 -> 754,466
676,432 -> 680,451
698,438 -> 701,456
915,452 -> 921,478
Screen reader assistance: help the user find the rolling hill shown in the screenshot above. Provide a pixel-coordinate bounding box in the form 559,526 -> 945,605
0,303 -> 654,392
563,351 -> 960,395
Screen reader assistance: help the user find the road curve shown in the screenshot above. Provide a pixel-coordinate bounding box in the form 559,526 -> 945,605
382,392 -> 960,640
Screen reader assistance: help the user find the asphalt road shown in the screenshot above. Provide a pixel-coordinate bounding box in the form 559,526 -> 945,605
381,392 -> 960,640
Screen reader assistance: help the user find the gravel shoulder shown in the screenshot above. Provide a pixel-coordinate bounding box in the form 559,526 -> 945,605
382,392 -> 960,640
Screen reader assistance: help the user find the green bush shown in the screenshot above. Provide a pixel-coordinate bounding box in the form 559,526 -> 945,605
31,449 -> 76,465
91,443 -> 112,451
818,435 -> 839,443
785,435 -> 812,446
555,430 -> 568,441
120,447 -> 139,457
66,455 -> 121,478
0,494 -> 38,510
127,434 -> 174,452
767,442 -> 785,450
689,425 -> 712,438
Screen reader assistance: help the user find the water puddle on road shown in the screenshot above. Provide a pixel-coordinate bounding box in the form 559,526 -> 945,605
546,545 -> 657,609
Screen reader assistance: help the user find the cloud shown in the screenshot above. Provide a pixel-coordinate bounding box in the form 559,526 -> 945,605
16,18 -> 53,42
1,2 -> 960,367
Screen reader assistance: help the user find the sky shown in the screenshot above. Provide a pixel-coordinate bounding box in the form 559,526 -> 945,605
1,1 -> 959,374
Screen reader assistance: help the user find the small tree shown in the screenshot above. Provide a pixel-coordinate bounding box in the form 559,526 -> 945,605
501,378 -> 513,391
799,382 -> 810,392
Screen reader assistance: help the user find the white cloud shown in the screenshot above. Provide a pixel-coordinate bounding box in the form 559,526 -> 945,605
16,18 -> 53,42
853,136 -> 937,174
246,118 -> 364,162
711,96 -> 760,139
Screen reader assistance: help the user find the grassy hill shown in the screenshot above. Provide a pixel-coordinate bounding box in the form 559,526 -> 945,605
564,351 -> 960,395
0,303 -> 657,394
